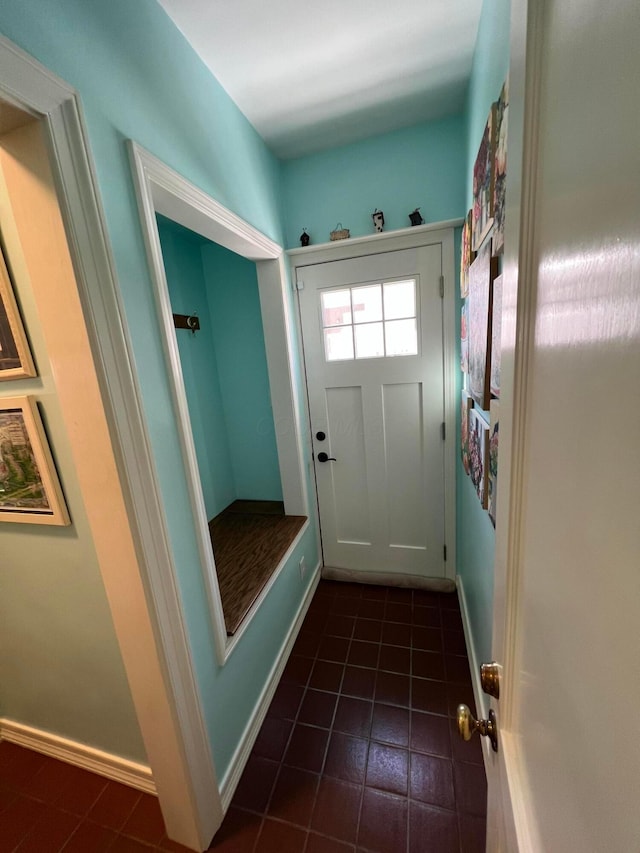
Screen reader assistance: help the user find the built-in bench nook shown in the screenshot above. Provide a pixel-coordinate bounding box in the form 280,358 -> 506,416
209,500 -> 306,635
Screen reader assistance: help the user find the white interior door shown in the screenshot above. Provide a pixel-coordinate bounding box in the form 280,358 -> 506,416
298,245 -> 446,580
483,0 -> 640,850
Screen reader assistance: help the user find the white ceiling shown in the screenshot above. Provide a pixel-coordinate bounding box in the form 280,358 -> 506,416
157,0 -> 482,160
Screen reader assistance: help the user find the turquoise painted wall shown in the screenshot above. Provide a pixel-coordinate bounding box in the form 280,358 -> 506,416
157,219 -> 282,519
156,217 -> 235,519
281,115 -> 466,249
0,0 -> 318,782
457,0 -> 511,666
202,244 -> 283,503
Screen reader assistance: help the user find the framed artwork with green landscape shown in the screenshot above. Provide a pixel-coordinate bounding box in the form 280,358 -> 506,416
0,396 -> 70,525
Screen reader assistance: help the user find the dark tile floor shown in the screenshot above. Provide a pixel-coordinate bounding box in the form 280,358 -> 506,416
217,580 -> 486,852
0,741 -> 177,852
0,580 -> 486,853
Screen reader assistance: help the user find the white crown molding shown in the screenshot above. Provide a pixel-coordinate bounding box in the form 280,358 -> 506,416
132,143 -> 281,260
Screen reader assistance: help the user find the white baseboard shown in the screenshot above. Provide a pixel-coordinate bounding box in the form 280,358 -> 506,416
219,562 -> 321,810
455,574 -> 493,766
0,718 -> 156,794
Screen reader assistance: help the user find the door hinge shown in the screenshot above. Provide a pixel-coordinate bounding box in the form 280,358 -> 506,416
444,544 -> 447,561
441,421 -> 446,440
295,279 -> 304,291
439,275 -> 444,298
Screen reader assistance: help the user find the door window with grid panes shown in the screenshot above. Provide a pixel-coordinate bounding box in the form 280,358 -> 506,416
320,279 -> 418,362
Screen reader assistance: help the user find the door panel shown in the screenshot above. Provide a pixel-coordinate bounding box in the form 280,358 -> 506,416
325,385 -> 370,544
382,382 -> 425,549
298,245 -> 445,578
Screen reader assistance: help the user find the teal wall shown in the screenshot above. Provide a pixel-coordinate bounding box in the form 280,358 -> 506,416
0,0 -> 318,783
202,243 -> 282,503
281,115 -> 466,249
156,218 -> 235,519
157,218 -> 282,520
457,0 -> 511,666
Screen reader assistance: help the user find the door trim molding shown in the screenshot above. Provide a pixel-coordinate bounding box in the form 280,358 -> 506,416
0,35 -> 220,849
290,224 -> 458,581
127,141 -> 310,664
488,0 -> 547,850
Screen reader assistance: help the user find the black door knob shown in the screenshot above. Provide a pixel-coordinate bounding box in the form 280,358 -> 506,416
316,431 -> 326,441
317,452 -> 336,463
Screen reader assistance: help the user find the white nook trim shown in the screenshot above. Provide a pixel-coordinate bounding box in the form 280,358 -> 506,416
127,141 -> 310,664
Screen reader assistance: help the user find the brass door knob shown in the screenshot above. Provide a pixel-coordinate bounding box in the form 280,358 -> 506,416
457,705 -> 499,753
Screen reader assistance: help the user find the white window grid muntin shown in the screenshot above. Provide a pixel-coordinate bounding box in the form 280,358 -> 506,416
321,277 -> 420,362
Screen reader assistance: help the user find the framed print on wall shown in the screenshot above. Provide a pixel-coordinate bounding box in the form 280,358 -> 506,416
0,248 -> 37,381
468,240 -> 498,409
0,396 -> 70,525
488,400 -> 499,525
472,103 -> 497,252
461,389 -> 474,476
490,272 -> 503,398
460,301 -> 469,373
460,209 -> 475,298
469,408 -> 489,509
492,78 -> 509,256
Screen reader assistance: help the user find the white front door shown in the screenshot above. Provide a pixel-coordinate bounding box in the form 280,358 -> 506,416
297,245 -> 446,580
484,0 -> 640,849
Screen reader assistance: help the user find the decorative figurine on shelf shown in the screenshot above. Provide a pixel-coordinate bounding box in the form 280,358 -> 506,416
299,229 -> 310,247
409,208 -> 424,226
372,208 -> 385,232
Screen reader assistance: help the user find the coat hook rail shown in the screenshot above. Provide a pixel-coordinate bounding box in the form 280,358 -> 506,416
173,313 -> 200,334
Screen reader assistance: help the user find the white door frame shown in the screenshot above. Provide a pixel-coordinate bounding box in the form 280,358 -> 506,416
0,35 -> 220,850
288,221 -> 461,582
127,142 -> 310,664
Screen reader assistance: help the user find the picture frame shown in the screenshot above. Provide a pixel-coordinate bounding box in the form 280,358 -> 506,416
492,79 -> 509,256
472,103 -> 497,252
468,240 -> 498,409
469,408 -> 489,509
490,271 -> 503,398
461,388 -> 474,476
460,209 -> 475,298
460,300 -> 469,374
488,400 -> 499,525
0,396 -> 70,525
0,249 -> 37,381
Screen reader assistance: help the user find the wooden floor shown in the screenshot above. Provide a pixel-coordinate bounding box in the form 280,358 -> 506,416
209,500 -> 306,635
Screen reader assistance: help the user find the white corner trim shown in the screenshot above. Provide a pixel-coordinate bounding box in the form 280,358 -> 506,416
220,561 -> 321,810
456,574 -> 491,765
0,719 -> 156,794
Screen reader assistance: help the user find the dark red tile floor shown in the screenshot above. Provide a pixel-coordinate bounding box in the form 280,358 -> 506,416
0,580 -> 486,852
218,580 -> 486,853
0,740 -> 177,852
